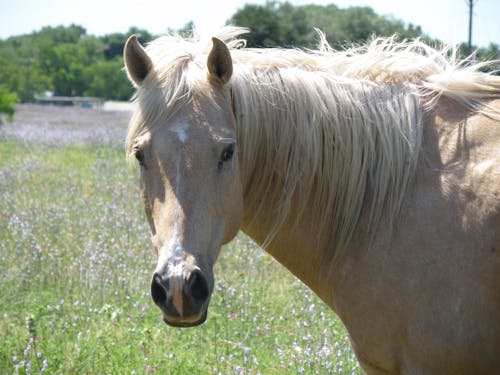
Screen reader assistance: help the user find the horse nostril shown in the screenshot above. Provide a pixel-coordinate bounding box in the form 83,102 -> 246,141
186,270 -> 209,304
151,273 -> 167,307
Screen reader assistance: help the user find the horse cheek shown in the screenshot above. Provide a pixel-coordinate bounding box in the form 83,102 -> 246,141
220,176 -> 243,245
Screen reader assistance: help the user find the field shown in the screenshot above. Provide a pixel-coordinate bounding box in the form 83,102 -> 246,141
0,105 -> 361,374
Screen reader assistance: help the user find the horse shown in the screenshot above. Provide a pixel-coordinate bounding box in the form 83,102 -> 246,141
123,27 -> 500,374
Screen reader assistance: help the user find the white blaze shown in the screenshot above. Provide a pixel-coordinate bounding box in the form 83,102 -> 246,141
157,118 -> 191,316
167,117 -> 190,259
170,118 -> 189,143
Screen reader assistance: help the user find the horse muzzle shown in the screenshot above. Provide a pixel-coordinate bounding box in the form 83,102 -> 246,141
151,266 -> 210,327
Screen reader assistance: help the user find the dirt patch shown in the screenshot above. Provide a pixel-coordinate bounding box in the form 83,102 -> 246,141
0,104 -> 134,147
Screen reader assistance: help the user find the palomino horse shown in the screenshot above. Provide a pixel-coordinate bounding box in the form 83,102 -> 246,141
123,28 -> 499,374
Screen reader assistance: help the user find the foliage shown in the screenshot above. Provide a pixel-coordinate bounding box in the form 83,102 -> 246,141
458,42 -> 500,64
229,1 -> 424,47
0,88 -> 19,122
0,3 -> 497,103
228,1 -> 499,62
0,24 -> 153,102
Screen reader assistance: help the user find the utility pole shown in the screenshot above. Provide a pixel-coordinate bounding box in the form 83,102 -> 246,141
467,0 -> 476,55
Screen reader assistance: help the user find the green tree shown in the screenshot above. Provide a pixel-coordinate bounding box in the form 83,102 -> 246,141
229,2 -> 424,48
101,28 -> 153,60
0,88 -> 19,122
36,24 -> 86,44
84,57 -> 133,100
0,35 -> 52,101
274,2 -> 309,46
230,3 -> 282,46
0,24 -> 150,101
0,25 -> 91,101
0,7 -> 495,104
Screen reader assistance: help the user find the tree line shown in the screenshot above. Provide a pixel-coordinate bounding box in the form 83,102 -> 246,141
0,1 -> 498,111
0,24 -> 153,103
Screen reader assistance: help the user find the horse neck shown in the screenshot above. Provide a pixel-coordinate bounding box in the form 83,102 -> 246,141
231,67 -> 424,299
231,73 -> 331,294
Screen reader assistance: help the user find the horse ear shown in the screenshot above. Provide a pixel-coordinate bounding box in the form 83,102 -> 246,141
207,37 -> 233,85
124,35 -> 153,86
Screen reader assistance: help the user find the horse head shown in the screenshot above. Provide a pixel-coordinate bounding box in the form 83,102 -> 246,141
124,35 -> 243,327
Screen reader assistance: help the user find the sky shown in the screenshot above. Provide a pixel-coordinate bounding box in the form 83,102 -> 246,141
0,0 -> 498,47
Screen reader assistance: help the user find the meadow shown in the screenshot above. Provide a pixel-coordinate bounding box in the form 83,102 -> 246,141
0,105 -> 361,374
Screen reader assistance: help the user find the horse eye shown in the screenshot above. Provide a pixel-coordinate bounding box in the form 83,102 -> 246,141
221,144 -> 235,163
134,148 -> 146,167
218,143 -> 235,170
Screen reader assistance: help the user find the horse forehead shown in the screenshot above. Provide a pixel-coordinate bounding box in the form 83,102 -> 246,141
148,118 -> 212,164
150,97 -> 234,152
162,110 -> 233,147
150,116 -> 200,150
169,117 -> 190,144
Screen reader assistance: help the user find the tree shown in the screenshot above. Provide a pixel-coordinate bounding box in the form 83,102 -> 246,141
0,24 -> 149,102
230,3 -> 283,47
36,24 -> 87,44
0,88 -> 19,123
0,7 -> 496,104
481,43 -> 500,61
229,2 -> 424,48
84,57 -> 134,100
102,28 -> 153,60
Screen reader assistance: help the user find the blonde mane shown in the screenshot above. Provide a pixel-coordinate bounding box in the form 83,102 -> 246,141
126,27 -> 500,252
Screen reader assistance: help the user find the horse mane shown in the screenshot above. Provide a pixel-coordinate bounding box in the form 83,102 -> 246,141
126,26 -> 500,253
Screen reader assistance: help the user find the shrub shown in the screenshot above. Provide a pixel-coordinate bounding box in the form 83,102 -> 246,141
0,88 -> 19,123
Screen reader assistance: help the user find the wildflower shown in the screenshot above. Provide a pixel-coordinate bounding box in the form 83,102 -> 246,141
23,337 -> 34,357
292,342 -> 302,354
40,359 -> 48,374
252,355 -> 259,366
237,342 -> 251,354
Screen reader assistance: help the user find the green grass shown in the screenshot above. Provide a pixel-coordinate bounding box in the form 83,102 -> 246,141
0,141 -> 361,374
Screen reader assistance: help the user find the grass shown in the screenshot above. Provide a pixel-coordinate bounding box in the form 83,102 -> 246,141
0,138 -> 361,374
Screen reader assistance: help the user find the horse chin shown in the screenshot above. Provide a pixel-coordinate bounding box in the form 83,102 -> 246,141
162,309 -> 208,328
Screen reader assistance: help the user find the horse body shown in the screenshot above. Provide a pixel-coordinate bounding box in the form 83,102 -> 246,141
239,96 -> 500,375
123,28 -> 500,374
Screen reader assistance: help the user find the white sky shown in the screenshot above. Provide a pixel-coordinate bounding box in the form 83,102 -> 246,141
0,0 -> 498,47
